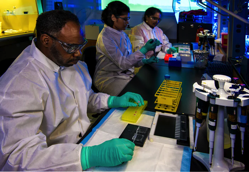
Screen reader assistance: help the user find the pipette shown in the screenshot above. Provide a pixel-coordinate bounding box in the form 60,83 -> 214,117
208,36 -> 215,55
237,106 -> 247,155
194,98 -> 203,151
227,107 -> 237,165
198,36 -> 204,50
239,84 -> 246,94
194,98 -> 210,151
150,39 -> 160,57
202,100 -> 209,121
233,77 -> 239,84
208,104 -> 218,167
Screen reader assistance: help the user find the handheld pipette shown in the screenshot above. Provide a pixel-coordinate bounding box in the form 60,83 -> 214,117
202,100 -> 209,121
150,39 -> 161,57
227,107 -> 237,165
237,106 -> 247,155
194,98 -> 210,151
208,36 -> 215,55
194,98 -> 203,151
151,39 -> 156,57
233,77 -> 239,84
208,104 -> 218,167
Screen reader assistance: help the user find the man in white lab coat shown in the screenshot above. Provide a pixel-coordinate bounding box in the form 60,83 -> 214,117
0,10 -> 144,171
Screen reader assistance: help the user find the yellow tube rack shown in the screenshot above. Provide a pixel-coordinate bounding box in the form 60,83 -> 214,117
154,80 -> 182,112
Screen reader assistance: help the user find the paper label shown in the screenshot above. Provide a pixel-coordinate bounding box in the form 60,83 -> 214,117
231,125 -> 237,130
209,121 -> 216,126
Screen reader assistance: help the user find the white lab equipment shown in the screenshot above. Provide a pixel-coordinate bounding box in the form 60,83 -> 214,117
192,74 -> 249,171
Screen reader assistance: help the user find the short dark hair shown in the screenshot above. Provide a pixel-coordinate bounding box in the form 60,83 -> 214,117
36,10 -> 80,39
101,1 -> 130,27
143,7 -> 162,22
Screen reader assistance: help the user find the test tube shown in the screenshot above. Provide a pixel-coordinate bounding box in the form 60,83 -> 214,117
208,104 -> 218,167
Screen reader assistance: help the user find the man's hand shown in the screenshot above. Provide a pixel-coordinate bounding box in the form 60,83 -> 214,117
81,138 -> 135,170
108,92 -> 144,108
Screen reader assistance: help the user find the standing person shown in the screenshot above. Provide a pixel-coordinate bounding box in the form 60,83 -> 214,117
94,1 -> 161,96
0,10 -> 145,171
130,7 -> 177,59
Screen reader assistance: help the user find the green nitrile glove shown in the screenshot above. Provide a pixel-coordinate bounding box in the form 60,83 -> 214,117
81,138 -> 135,170
142,56 -> 159,64
108,92 -> 144,108
167,47 -> 177,54
140,39 -> 161,54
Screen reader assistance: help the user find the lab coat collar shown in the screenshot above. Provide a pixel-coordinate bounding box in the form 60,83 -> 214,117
104,24 -> 123,35
142,21 -> 154,32
30,38 -> 61,73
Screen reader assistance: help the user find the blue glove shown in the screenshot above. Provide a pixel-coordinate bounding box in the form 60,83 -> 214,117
81,138 -> 135,170
140,39 -> 161,54
108,92 -> 144,108
167,47 -> 177,54
142,56 -> 159,64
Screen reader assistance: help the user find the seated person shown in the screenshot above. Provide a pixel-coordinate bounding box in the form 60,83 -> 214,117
0,10 -> 146,171
130,7 -> 177,59
93,1 -> 160,96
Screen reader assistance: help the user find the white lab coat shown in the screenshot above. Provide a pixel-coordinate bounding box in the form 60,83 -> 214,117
0,39 -> 110,171
93,25 -> 145,96
130,22 -> 172,59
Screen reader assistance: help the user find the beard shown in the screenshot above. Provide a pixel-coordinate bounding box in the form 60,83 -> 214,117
49,43 -> 68,67
49,42 -> 81,67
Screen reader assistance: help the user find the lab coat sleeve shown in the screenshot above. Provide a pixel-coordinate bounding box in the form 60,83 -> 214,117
99,35 -> 145,70
0,74 -> 83,171
87,90 -> 110,114
130,26 -> 155,59
161,34 -> 172,53
77,61 -> 110,114
130,27 -> 145,53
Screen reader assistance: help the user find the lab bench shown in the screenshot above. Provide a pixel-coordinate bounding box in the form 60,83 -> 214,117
79,59 -> 249,171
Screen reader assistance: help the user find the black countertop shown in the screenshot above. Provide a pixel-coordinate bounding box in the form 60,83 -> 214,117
120,60 -> 204,115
